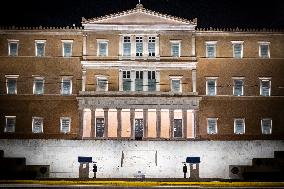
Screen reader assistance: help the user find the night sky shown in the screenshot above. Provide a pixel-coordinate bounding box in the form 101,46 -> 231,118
0,0 -> 284,29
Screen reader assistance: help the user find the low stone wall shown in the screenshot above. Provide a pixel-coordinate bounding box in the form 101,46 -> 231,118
0,139 -> 283,178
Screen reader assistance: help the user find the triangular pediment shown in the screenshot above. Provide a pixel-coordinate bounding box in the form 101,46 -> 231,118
82,4 -> 197,26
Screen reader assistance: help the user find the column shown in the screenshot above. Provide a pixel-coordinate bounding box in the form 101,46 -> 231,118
131,35 -> 135,59
118,35 -> 123,57
192,69 -> 197,93
169,109 -> 174,139
143,70 -> 148,91
104,109 -> 109,138
143,35 -> 148,59
156,70 -> 160,91
156,109 -> 161,138
130,108 -> 135,139
191,33 -> 196,56
143,109 -> 148,138
155,36 -> 160,58
91,109 -> 96,138
82,69 -> 86,92
117,108 -> 122,138
119,69 -> 123,91
78,109 -> 84,139
130,70 -> 135,91
182,109 -> 187,139
83,33 -> 87,60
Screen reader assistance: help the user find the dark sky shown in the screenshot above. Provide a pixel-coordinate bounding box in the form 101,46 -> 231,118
0,0 -> 284,29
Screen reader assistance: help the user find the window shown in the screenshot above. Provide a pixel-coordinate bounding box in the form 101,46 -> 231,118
206,41 -> 217,58
96,76 -> 108,91
207,118 -> 217,134
5,116 -> 16,133
260,78 -> 271,96
233,79 -> 244,96
32,117 -> 43,133
259,42 -> 270,58
8,40 -> 19,56
171,41 -> 181,57
173,119 -> 182,138
148,37 -> 156,57
206,78 -> 217,96
123,71 -> 131,91
96,118 -> 105,137
148,71 -> 156,91
234,118 -> 245,134
123,36 -> 131,56
135,71 -> 143,91
170,76 -> 182,92
136,37 -> 143,57
261,118 -> 272,134
33,77 -> 44,95
97,40 -> 108,56
5,75 -> 19,94
62,40 -> 73,57
61,77 -> 72,95
60,117 -> 71,133
232,41 -> 243,58
35,40 -> 46,57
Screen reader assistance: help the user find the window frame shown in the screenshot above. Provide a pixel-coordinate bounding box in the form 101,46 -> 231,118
5,75 -> 19,95
35,40 -> 46,57
33,76 -> 45,95
61,40 -> 73,57
61,76 -> 73,95
97,39 -> 108,57
60,117 -> 71,134
8,39 -> 19,56
207,118 -> 218,134
206,77 -> 218,96
5,116 -> 16,133
261,118 -> 272,135
205,41 -> 217,58
231,41 -> 244,58
95,117 -> 105,138
258,41 -> 270,58
170,76 -> 182,93
234,118 -> 245,134
96,75 -> 109,91
122,70 -> 131,91
232,77 -> 244,96
170,40 -> 181,57
259,77 -> 271,96
123,36 -> 131,57
148,36 -> 156,57
32,117 -> 43,133
135,36 -> 143,57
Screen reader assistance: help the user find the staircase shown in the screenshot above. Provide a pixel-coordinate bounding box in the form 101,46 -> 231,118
0,150 -> 50,179
229,151 -> 284,181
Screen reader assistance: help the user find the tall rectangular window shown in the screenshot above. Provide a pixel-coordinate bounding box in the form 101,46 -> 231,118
259,42 -> 270,58
135,71 -> 143,91
33,77 -> 44,95
261,118 -> 272,134
60,117 -> 71,133
148,37 -> 156,57
260,78 -> 271,96
171,41 -> 180,57
206,78 -> 217,96
234,118 -> 245,134
206,41 -> 217,58
123,71 -> 131,91
6,75 -> 19,95
123,36 -> 131,56
35,40 -> 46,57
32,117 -> 43,133
171,79 -> 181,92
62,40 -> 73,57
61,77 -> 72,95
5,116 -> 16,133
207,118 -> 217,134
96,118 -> 105,137
97,40 -> 108,56
136,37 -> 143,57
8,40 -> 19,56
233,79 -> 244,96
173,119 -> 182,138
148,71 -> 156,91
96,76 -> 108,91
232,41 -> 243,58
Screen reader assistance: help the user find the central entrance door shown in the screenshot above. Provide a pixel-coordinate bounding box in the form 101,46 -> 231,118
135,119 -> 143,140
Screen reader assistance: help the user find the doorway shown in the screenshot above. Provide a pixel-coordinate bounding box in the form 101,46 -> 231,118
135,119 -> 143,140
